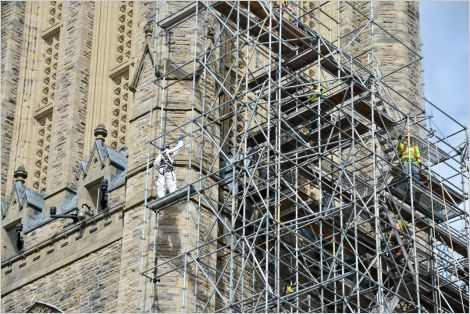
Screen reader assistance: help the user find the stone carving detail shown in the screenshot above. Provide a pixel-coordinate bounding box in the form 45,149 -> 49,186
40,32 -> 60,109
33,113 -> 53,193
47,1 -> 62,26
115,1 -> 133,65
110,71 -> 129,150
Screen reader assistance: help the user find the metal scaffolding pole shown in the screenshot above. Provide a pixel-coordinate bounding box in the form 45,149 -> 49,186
134,1 -> 470,312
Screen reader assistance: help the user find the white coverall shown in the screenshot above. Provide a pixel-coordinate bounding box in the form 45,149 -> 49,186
154,140 -> 184,198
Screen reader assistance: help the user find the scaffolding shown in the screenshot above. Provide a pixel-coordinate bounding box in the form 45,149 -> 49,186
136,1 -> 469,312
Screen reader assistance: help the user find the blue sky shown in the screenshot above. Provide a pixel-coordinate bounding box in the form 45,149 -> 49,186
420,1 -> 469,129
420,1 -> 468,234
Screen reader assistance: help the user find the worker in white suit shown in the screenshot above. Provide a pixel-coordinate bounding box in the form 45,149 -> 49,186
154,136 -> 184,198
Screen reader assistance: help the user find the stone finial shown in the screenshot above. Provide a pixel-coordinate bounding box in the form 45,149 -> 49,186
14,165 -> 28,183
144,23 -> 153,40
94,124 -> 108,142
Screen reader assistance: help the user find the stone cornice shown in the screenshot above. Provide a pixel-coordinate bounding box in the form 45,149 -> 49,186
43,185 -> 76,201
41,23 -> 61,39
1,202 -> 124,295
33,104 -> 54,120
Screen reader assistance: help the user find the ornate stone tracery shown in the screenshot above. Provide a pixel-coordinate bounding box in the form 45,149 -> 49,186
108,1 -> 134,151
115,1 -> 133,65
47,1 -> 62,27
110,72 -> 129,150
32,113 -> 52,193
40,32 -> 60,109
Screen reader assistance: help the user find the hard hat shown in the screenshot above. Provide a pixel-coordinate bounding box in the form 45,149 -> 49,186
404,133 -> 414,138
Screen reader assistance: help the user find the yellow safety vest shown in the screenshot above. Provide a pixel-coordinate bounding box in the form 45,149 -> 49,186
286,284 -> 295,294
306,88 -> 327,104
398,142 -> 422,163
396,220 -> 410,233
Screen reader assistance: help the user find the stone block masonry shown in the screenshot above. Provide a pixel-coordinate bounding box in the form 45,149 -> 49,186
1,240 -> 122,313
1,2 -> 25,198
47,1 -> 94,195
1,205 -> 123,296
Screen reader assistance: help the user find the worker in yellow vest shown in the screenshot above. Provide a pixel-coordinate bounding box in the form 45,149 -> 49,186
283,282 -> 295,295
306,86 -> 328,105
398,133 -> 422,182
308,87 -> 328,132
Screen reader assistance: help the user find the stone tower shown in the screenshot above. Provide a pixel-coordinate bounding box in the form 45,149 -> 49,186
1,1 -> 424,312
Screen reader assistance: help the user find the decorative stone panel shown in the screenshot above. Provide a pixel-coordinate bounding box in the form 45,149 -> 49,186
46,1 -> 62,27
39,32 -> 59,110
32,113 -> 53,193
110,71 -> 130,151
115,1 -> 133,66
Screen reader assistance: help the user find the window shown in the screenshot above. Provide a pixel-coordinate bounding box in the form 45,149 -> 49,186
2,220 -> 22,259
85,178 -> 108,213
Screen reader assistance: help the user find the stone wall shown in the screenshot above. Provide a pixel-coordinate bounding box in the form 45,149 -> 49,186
116,1 -> 157,311
2,1 -> 94,202
46,1 -> 94,195
303,1 -> 423,115
372,1 -> 423,114
1,2 -> 25,198
2,2 -> 41,195
115,0 -> 223,311
1,240 -> 122,313
21,184 -> 125,251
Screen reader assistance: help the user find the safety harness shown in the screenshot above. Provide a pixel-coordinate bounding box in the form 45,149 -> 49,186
158,151 -> 174,175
